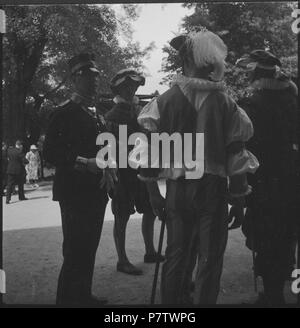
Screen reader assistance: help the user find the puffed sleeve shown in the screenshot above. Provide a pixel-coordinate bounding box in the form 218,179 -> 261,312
137,97 -> 160,132
223,97 -> 259,196
225,102 -> 259,177
129,97 -> 161,179
226,105 -> 253,146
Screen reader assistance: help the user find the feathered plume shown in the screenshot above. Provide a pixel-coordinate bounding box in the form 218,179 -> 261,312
186,30 -> 228,81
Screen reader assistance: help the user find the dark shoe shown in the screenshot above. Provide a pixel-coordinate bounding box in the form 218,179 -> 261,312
117,262 -> 143,275
242,293 -> 270,307
84,295 -> 108,306
181,294 -> 194,305
144,252 -> 165,263
57,295 -> 108,307
254,292 -> 267,306
19,197 -> 28,201
190,281 -> 195,292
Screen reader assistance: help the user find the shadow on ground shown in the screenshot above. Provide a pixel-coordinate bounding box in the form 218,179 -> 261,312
3,219 -> 297,306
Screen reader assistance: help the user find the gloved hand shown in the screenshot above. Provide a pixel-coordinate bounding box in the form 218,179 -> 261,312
74,156 -> 88,172
74,157 -> 103,175
149,192 -> 165,220
228,196 -> 245,230
100,167 -> 118,193
86,158 -> 101,174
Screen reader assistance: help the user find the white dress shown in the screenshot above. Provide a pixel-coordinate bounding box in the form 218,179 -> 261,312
25,151 -> 41,181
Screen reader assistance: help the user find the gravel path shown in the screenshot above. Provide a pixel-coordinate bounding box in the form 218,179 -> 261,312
2,181 -> 297,305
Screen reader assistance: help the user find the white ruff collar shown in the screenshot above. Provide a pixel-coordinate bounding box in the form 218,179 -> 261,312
113,95 -> 140,105
170,74 -> 225,91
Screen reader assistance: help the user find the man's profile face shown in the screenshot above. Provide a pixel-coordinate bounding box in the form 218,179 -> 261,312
117,79 -> 139,102
73,67 -> 99,99
246,69 -> 255,83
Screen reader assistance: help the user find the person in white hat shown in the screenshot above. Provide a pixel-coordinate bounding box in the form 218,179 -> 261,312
134,29 -> 259,304
25,144 -> 41,188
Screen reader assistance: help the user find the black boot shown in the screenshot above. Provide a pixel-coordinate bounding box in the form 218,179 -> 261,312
262,274 -> 285,307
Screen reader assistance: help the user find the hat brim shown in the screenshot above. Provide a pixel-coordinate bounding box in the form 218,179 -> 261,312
71,61 -> 100,75
129,75 -> 145,85
170,35 -> 187,51
112,75 -> 145,88
88,67 -> 100,74
236,51 -> 281,71
235,55 -> 255,69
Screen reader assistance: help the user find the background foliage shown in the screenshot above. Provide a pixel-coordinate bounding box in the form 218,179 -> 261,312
161,2 -> 298,100
2,3 -> 298,145
2,4 -> 153,145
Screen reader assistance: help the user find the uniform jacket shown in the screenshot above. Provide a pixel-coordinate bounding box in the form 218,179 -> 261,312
43,99 -> 107,201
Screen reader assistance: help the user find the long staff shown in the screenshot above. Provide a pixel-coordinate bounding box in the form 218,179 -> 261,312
150,211 -> 166,305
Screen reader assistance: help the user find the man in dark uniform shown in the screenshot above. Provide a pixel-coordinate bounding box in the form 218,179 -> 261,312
43,53 -> 117,306
236,50 -> 298,306
6,140 -> 28,204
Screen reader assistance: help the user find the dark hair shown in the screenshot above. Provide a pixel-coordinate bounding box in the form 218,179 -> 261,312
251,66 -> 276,82
111,77 -> 139,96
178,42 -> 194,70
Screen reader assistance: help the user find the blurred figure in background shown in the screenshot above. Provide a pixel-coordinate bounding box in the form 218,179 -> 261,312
2,141 -> 8,196
6,140 -> 28,204
25,144 -> 41,188
37,135 -> 45,180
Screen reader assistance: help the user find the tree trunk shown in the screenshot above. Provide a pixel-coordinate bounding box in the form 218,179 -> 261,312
3,35 -> 47,145
3,81 -> 26,144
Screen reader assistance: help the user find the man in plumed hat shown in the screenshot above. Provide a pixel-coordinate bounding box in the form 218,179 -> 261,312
44,53 -> 117,306
104,69 -> 164,275
236,49 -> 298,306
132,30 -> 259,304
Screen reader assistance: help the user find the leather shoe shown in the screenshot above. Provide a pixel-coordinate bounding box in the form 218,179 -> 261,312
144,253 -> 165,263
84,295 -> 108,306
117,262 -> 143,275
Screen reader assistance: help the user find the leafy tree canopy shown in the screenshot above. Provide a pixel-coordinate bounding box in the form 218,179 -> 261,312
161,2 -> 298,99
3,4 -> 154,143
